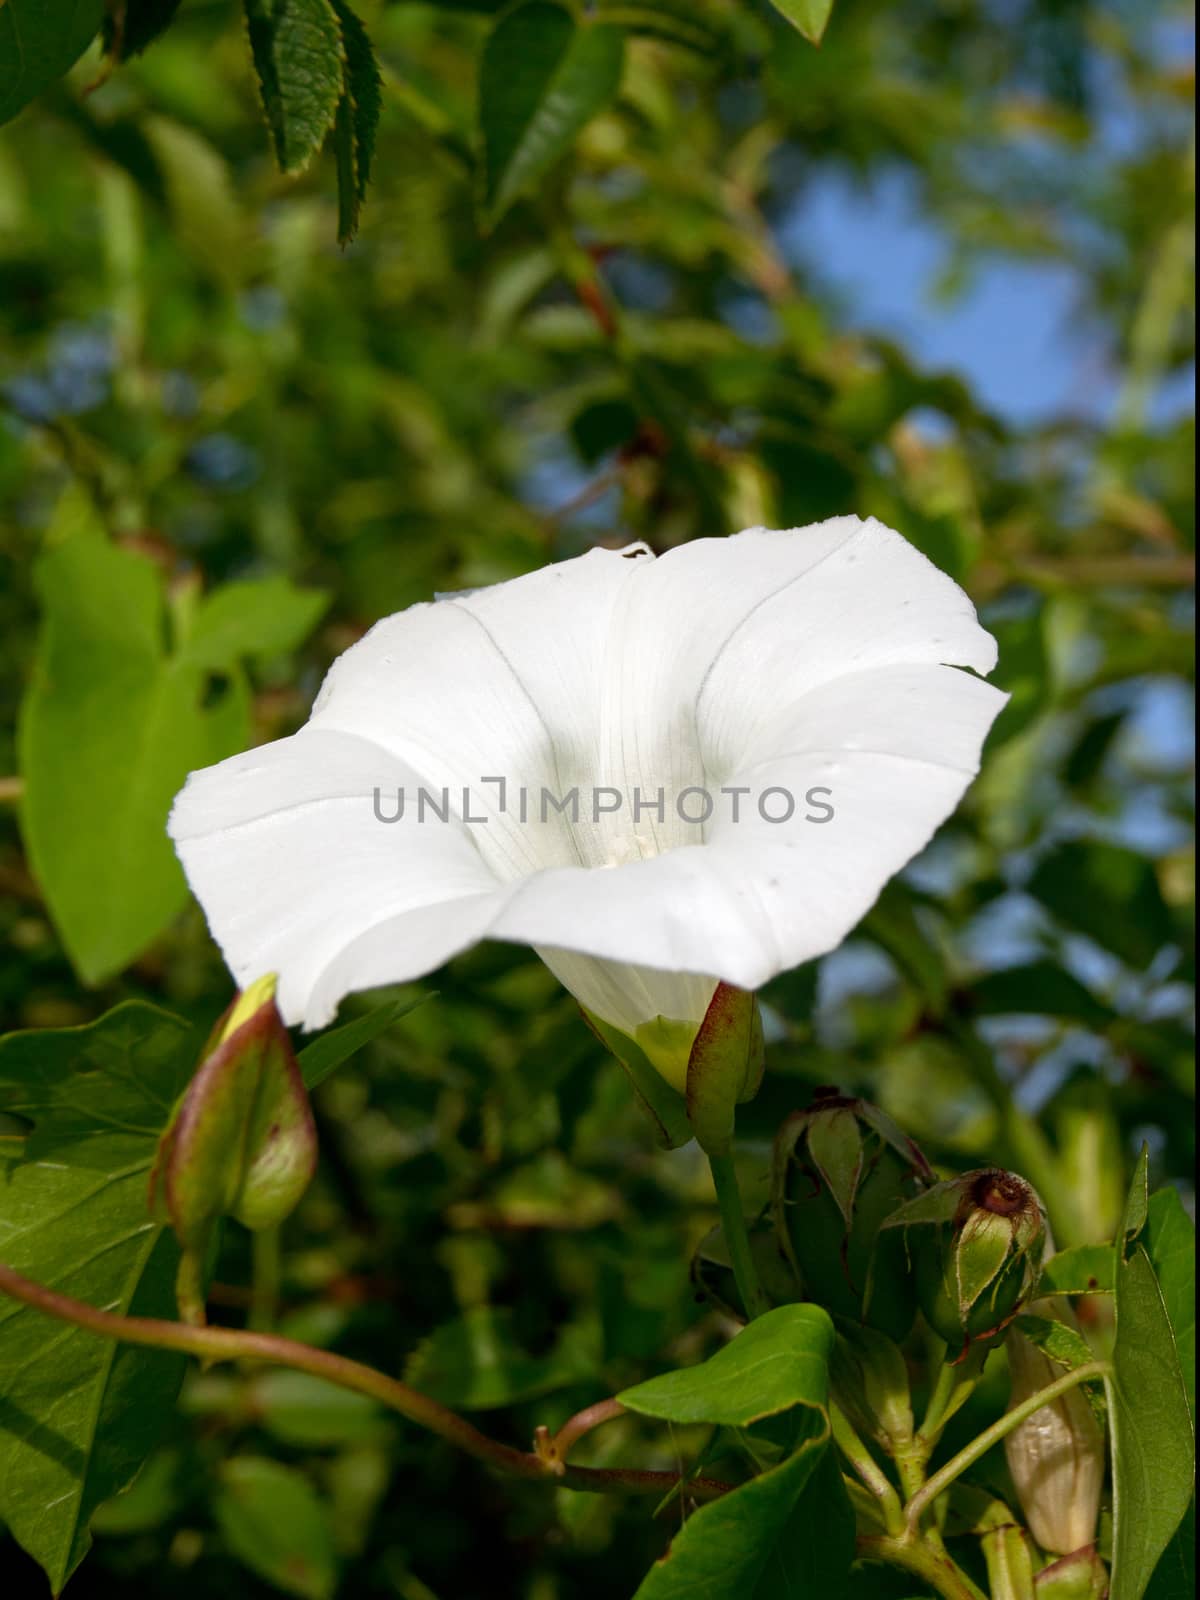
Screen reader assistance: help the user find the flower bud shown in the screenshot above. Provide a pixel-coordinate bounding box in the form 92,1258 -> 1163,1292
1004,1315 -> 1105,1558
150,975 -> 318,1324
1033,1546 -> 1108,1599
771,1088 -> 933,1341
981,1520 -> 1037,1600
890,1168 -> 1045,1358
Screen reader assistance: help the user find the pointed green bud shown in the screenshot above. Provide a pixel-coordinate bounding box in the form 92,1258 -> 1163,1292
584,983 -> 764,1154
1004,1315 -> 1105,1557
981,1520 -> 1037,1600
150,975 -> 318,1324
829,1321 -> 915,1454
771,1088 -> 933,1341
888,1168 -> 1046,1358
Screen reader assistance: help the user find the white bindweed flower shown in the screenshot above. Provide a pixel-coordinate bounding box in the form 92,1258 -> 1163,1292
169,518 -> 1004,1100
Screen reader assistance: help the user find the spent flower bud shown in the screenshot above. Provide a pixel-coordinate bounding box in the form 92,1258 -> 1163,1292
771,1088 -> 932,1341
1004,1312 -> 1105,1558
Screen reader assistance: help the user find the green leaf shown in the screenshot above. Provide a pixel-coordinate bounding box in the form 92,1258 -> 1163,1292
213,1457 -> 339,1600
620,1311 -> 837,1600
243,0 -> 345,173
403,1306 -> 597,1409
618,1304 -> 833,1428
478,0 -> 624,227
251,1370 -> 384,1446
967,962 -> 1112,1026
0,0 -> 104,127
142,114 -> 246,288
330,0 -> 382,244
1146,1187 -> 1196,1418
1106,1227 -> 1195,1599
1036,1245 -> 1115,1299
180,576 -> 330,670
1146,1500 -> 1196,1600
631,1420 -> 832,1599
18,528 -> 324,984
1015,1314 -> 1106,1426
0,1003 -> 199,1592
102,0 -> 184,60
863,883 -> 948,1014
765,0 -> 835,47
1030,841 -> 1176,970
297,994 -> 429,1090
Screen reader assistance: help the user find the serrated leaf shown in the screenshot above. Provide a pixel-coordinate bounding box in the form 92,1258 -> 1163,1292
0,0 -> 104,128
243,0 -> 345,173
404,1306 -> 597,1409
0,1003 -> 199,1592
478,0 -> 624,227
766,0 -> 834,46
330,0 -> 382,243
1106,1229 -> 1195,1600
102,0 -> 184,60
213,1457 -> 338,1600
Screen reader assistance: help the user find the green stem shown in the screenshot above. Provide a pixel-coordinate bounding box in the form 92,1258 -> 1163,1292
857,1535 -> 989,1600
905,1362 -> 1111,1534
249,1225 -> 281,1333
832,1403 -> 905,1537
707,1153 -> 770,1320
0,1262 -> 732,1503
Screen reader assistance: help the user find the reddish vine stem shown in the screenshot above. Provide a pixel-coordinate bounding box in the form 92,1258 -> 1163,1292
0,1262 -> 731,1503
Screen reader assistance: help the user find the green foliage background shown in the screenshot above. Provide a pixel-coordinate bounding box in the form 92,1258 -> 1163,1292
0,1 -> 1193,1596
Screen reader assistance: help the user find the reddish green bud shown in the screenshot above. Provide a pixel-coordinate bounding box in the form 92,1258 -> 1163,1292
150,975 -> 317,1324
771,1088 -> 933,1341
889,1168 -> 1046,1358
1034,1546 -> 1108,1599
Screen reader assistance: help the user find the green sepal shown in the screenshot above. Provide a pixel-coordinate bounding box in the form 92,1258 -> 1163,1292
581,1008 -> 691,1149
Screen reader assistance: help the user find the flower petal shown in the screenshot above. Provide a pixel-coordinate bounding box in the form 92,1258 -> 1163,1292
169,727 -> 506,1027
487,661 -> 1005,991
307,543 -> 652,883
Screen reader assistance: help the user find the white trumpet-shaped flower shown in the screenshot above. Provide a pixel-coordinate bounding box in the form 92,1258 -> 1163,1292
169,518 -> 1005,1089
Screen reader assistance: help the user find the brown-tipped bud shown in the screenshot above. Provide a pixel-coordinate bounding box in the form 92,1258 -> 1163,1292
1004,1317 -> 1105,1558
150,975 -> 317,1323
887,1168 -> 1046,1358
771,1089 -> 933,1341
